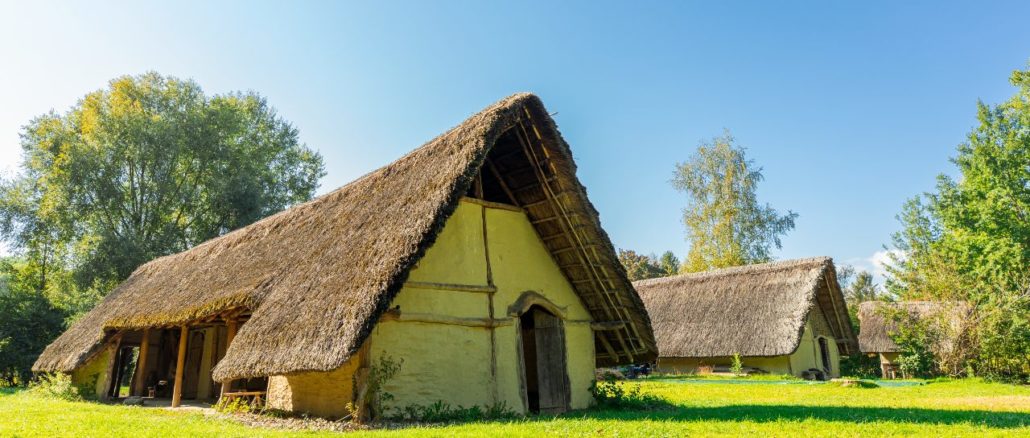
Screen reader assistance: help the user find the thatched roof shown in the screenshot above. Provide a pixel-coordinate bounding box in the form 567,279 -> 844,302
634,257 -> 858,358
857,301 -> 969,353
34,93 -> 657,379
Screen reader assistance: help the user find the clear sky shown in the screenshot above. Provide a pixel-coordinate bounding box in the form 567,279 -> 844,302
2,1 -> 1029,283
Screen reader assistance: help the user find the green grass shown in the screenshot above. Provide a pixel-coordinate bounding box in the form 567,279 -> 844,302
1,379 -> 1028,437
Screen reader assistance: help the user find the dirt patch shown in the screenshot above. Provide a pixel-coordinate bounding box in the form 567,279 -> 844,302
216,412 -> 368,433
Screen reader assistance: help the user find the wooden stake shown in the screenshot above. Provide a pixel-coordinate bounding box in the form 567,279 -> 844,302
219,318 -> 238,398
132,328 -> 151,397
171,325 -> 188,408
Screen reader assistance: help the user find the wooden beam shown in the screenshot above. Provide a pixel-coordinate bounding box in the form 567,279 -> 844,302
590,321 -> 627,331
473,172 -> 484,199
459,196 -> 522,213
405,281 -> 496,294
132,328 -> 150,396
171,325 -> 188,408
380,311 -> 514,328
531,215 -> 561,225
219,318 -> 239,398
824,278 -> 848,341
597,333 -> 620,362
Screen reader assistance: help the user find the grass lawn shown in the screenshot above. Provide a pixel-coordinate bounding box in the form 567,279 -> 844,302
1,378 -> 1027,437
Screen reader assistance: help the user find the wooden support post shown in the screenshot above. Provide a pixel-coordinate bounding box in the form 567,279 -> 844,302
171,325 -> 188,408
219,318 -> 238,398
132,328 -> 151,397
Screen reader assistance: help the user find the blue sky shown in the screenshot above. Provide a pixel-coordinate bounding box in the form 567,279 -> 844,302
2,1 -> 1029,283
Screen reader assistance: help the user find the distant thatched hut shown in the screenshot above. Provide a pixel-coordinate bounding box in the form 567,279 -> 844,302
857,301 -> 968,378
634,257 -> 857,379
33,94 -> 656,418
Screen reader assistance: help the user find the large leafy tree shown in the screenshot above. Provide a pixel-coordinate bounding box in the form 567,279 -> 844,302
0,72 -> 325,306
671,133 -> 797,272
887,66 -> 1030,381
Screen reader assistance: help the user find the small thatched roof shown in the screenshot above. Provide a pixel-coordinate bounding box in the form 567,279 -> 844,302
634,257 -> 858,358
34,93 -> 657,380
857,301 -> 969,353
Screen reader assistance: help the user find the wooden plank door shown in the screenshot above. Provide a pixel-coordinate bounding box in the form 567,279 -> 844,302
532,310 -> 570,414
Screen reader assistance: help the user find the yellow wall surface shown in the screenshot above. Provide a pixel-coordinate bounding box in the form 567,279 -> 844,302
788,309 -> 841,377
267,351 -> 363,418
266,200 -> 597,417
71,345 -> 114,398
484,205 -> 595,411
369,200 -> 596,415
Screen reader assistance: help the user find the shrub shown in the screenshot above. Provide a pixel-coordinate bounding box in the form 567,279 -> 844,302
730,353 -> 743,376
356,354 -> 402,420
590,376 -> 664,410
393,400 -> 518,423
27,373 -> 83,401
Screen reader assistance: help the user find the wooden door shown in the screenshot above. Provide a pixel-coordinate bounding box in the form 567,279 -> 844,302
532,309 -> 570,414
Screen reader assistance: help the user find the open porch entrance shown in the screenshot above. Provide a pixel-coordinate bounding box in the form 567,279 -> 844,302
102,309 -> 266,407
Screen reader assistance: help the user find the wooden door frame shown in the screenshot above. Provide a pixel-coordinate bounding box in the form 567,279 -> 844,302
513,291 -> 572,414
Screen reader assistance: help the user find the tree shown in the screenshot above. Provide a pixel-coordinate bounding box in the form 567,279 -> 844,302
0,258 -> 67,385
671,133 -> 797,272
845,271 -> 880,306
0,72 -> 325,304
836,264 -> 856,290
657,251 -> 680,277
618,250 -> 664,281
886,65 -> 1030,382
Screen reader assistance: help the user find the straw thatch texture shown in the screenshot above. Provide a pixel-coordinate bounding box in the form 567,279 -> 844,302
634,257 -> 857,358
33,93 -> 656,379
857,301 -> 968,353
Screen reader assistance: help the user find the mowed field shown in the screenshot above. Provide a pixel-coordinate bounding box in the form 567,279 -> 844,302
1,378 -> 1027,437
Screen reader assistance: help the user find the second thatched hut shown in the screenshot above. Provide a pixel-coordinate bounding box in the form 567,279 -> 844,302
634,257 -> 857,379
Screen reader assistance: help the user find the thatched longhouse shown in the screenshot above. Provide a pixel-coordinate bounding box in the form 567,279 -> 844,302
34,93 -> 656,417
634,257 -> 857,378
857,301 -> 969,378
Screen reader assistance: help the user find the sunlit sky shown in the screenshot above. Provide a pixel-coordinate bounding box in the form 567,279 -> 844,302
2,1 -> 1029,283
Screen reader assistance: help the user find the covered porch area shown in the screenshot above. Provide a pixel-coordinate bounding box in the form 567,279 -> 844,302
96,308 -> 266,408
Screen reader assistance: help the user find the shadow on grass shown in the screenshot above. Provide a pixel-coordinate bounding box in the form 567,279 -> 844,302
566,402 -> 1029,429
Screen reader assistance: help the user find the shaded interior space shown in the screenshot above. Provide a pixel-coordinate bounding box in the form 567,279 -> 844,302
100,309 -> 265,406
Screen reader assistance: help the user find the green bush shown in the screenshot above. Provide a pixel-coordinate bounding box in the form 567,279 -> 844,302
590,377 -> 664,410
392,400 -> 518,423
730,353 -> 744,376
27,373 -> 83,401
